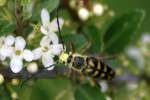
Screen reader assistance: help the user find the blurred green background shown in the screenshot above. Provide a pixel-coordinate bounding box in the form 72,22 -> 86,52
105,0 -> 150,32
0,0 -> 150,100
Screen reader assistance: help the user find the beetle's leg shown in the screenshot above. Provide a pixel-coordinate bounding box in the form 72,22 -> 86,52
80,42 -> 91,54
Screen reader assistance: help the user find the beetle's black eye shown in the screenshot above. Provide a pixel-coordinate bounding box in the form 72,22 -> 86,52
73,57 -> 84,69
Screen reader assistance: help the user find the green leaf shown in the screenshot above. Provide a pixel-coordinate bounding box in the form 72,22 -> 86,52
83,25 -> 103,53
44,0 -> 59,12
103,10 -> 145,54
74,84 -> 106,100
29,79 -> 72,100
31,0 -> 59,21
63,34 -> 87,52
0,21 -> 16,36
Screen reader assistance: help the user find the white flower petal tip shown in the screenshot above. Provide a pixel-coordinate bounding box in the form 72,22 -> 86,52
40,26 -> 48,35
0,46 -> 13,57
41,8 -> 50,27
32,48 -> 42,60
0,55 -> 6,61
50,18 -> 64,30
51,44 -> 63,55
4,35 -> 15,46
15,36 -> 26,50
10,58 -> 23,73
50,33 -> 59,44
40,36 -> 51,46
58,18 -> 64,27
42,54 -> 54,68
47,65 -> 55,71
23,49 -> 34,62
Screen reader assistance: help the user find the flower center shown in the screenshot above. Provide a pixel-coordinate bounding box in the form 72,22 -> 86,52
42,46 -> 48,52
15,50 -> 22,55
45,26 -> 49,32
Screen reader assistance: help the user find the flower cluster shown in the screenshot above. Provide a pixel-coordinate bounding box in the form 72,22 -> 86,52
0,8 -> 64,73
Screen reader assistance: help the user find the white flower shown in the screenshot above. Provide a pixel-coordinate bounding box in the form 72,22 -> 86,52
41,8 -> 64,44
99,81 -> 108,93
0,35 -> 15,61
141,33 -> 150,44
33,36 -> 63,70
0,36 -> 6,61
126,47 -> 144,69
10,36 -> 34,73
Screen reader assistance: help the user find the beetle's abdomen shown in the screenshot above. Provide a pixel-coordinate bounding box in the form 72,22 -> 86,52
82,57 -> 115,80
67,55 -> 115,80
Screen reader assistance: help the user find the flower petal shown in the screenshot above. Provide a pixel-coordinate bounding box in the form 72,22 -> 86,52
48,33 -> 59,44
40,36 -> 51,47
41,8 -> 50,27
40,26 -> 48,35
15,36 -> 26,50
42,53 -> 54,70
32,48 -> 42,60
0,46 -> 13,57
50,44 -> 63,55
23,49 -> 34,62
50,18 -> 64,32
0,54 -> 6,61
10,57 -> 23,73
4,35 -> 15,46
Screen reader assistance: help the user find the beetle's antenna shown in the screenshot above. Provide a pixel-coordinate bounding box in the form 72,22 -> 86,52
56,7 -> 65,49
20,64 -> 55,88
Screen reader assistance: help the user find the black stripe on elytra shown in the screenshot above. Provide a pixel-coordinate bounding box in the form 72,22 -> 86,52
106,66 -> 115,77
86,57 -> 90,66
100,61 -> 104,71
81,66 -> 95,76
86,57 -> 98,69
91,57 -> 98,68
102,73 -> 109,80
93,69 -> 102,78
92,61 -> 106,78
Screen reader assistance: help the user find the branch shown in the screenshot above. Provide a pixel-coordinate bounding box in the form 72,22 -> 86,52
15,0 -> 23,35
1,66 -> 150,86
0,67 -> 69,80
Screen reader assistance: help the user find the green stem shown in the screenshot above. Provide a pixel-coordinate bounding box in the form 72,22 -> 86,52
15,0 -> 23,35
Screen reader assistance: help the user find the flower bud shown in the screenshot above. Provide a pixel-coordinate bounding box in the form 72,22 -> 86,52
27,62 -> 38,73
0,73 -> 4,85
93,4 -> 104,16
78,8 -> 90,21
11,79 -> 19,86
11,92 -> 18,100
